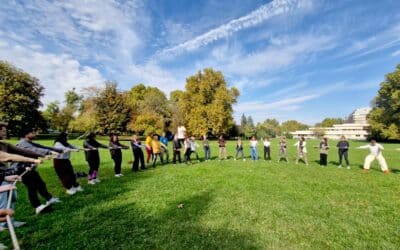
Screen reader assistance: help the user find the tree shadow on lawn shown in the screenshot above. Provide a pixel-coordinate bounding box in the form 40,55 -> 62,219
18,191 -> 258,250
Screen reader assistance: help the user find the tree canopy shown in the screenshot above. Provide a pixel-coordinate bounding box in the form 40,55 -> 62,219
0,61 -> 47,136
368,64 -> 400,140
181,68 -> 239,135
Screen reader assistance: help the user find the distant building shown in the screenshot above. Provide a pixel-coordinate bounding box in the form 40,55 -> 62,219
291,107 -> 372,140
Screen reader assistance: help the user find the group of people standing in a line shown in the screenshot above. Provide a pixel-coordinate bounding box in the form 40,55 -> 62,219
0,122 -> 393,233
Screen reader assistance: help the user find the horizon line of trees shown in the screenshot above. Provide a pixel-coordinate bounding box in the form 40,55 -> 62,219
2,60 -> 399,140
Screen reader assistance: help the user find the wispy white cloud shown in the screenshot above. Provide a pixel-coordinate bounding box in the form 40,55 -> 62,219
391,49 -> 400,57
0,41 -> 104,106
157,0 -> 314,58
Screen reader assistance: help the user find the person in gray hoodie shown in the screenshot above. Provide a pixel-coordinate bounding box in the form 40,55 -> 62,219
13,128 -> 63,214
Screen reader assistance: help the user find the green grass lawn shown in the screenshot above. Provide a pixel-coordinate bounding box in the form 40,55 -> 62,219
0,139 -> 399,249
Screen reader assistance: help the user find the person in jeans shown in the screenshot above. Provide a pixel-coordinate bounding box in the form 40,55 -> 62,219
202,135 -> 211,161
53,132 -> 83,195
263,137 -> 271,161
357,139 -> 389,173
131,134 -> 145,172
294,136 -> 308,165
337,136 -> 350,169
218,134 -> 227,160
250,136 -> 258,161
234,138 -> 245,161
172,135 -> 182,164
109,134 -> 129,177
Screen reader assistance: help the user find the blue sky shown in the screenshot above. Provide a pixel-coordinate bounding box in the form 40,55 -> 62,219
1,0 -> 400,125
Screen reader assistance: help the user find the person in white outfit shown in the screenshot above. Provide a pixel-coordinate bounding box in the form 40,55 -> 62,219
294,136 -> 308,165
357,139 -> 389,173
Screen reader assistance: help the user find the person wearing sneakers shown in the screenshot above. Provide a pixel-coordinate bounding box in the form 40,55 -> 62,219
250,136 -> 259,161
0,123 -> 45,225
357,139 -> 390,174
278,137 -> 289,162
172,135 -> 182,164
294,136 -> 308,165
53,132 -> 83,195
109,134 -> 129,177
84,132 -> 108,185
15,128 -> 63,214
337,136 -> 350,169
234,138 -> 245,161
263,137 -> 271,161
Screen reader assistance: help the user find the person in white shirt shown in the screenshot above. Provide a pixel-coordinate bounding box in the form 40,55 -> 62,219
263,137 -> 271,161
177,125 -> 186,144
357,139 -> 389,173
294,136 -> 308,165
250,136 -> 258,160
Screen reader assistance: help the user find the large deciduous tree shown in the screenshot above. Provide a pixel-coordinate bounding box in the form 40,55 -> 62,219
0,61 -> 47,136
126,84 -> 169,135
368,65 -> 400,140
94,81 -> 130,134
280,120 -> 308,133
181,68 -> 239,135
256,118 -> 280,138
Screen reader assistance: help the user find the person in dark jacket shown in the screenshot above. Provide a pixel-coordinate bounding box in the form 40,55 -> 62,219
172,135 -> 182,164
130,134 -> 145,172
14,128 -> 63,214
84,132 -> 108,185
337,136 -> 350,169
109,134 -> 129,177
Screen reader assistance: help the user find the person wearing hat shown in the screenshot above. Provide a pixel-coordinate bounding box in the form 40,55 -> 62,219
13,127 -> 63,214
83,132 -> 108,185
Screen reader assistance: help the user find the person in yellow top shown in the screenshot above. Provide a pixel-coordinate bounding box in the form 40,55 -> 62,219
145,133 -> 153,165
151,135 -> 164,167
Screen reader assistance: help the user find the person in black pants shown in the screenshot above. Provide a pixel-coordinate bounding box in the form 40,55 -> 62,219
84,132 -> 108,184
109,134 -> 129,177
337,136 -> 350,169
263,137 -> 271,161
53,132 -> 83,195
172,135 -> 182,164
14,128 -> 63,214
130,135 -> 145,172
318,137 -> 329,166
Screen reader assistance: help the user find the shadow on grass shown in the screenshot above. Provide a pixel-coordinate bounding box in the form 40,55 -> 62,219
16,191 -> 257,249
